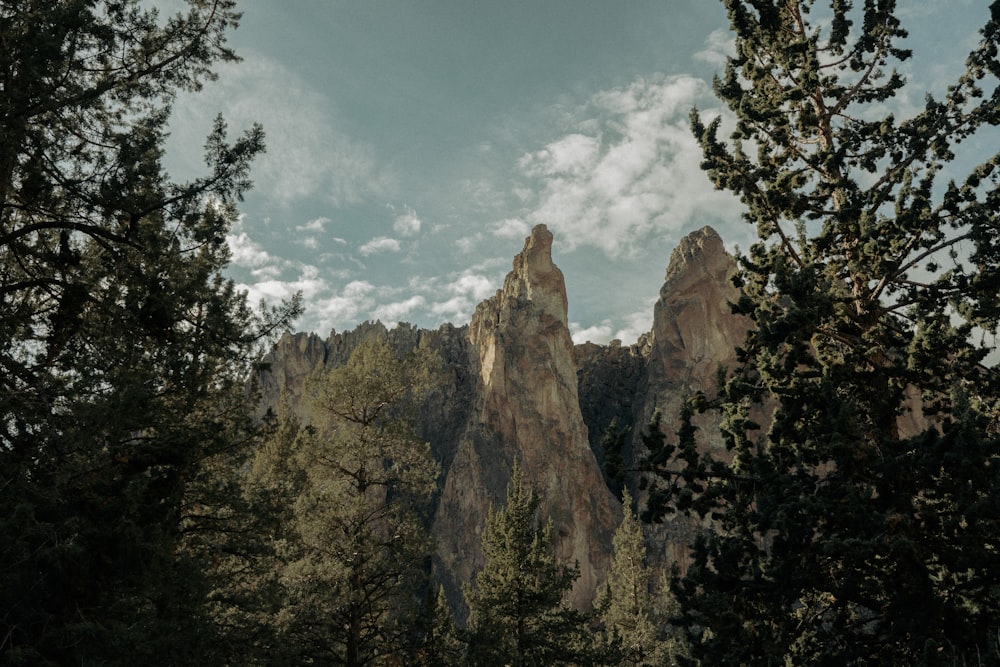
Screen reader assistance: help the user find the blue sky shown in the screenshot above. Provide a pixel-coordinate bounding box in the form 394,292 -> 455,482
162,0 -> 992,344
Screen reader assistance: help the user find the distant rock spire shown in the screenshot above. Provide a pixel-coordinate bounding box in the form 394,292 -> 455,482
434,224 -> 619,617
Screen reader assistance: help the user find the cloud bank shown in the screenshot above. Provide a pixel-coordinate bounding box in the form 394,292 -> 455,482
167,53 -> 392,206
518,74 -> 740,258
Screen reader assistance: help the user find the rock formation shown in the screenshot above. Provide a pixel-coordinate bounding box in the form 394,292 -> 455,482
634,226 -> 751,569
433,224 -> 619,615
253,223 -> 750,619
254,321 -> 474,468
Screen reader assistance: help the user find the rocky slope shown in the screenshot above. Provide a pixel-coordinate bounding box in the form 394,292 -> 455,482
254,223 -> 748,615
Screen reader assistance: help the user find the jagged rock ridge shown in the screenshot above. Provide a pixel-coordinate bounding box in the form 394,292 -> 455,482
254,223 -> 749,616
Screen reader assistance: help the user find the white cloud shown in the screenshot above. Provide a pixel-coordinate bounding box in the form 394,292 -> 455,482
519,74 -> 741,258
612,307 -> 656,346
250,265 -> 282,280
429,296 -> 472,323
452,273 -> 497,302
428,268 -> 502,324
392,205 -> 422,236
570,304 -> 653,345
227,229 -> 275,268
520,133 -> 600,178
359,236 -> 401,255
492,218 -> 530,239
373,295 -> 427,323
693,29 -> 735,68
166,53 -> 392,206
239,264 -> 327,306
296,216 -> 331,232
306,280 -> 377,328
570,320 -> 615,345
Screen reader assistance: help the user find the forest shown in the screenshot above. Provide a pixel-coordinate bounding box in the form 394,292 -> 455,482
2,1 -> 999,665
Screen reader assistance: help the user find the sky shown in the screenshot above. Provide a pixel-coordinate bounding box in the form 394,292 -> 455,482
161,0 -> 993,345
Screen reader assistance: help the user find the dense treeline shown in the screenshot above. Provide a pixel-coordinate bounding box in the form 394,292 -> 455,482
3,1 -> 1000,666
0,1 -> 302,664
213,340 -> 679,666
644,0 -> 1000,664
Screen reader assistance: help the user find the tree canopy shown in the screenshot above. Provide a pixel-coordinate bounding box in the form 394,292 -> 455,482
464,462 -> 591,667
597,488 -> 685,666
248,339 -> 441,666
0,1 -> 299,663
643,0 -> 1000,664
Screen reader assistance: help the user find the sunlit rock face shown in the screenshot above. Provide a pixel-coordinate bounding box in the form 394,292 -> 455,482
635,226 -> 752,569
650,226 -> 748,398
433,224 -> 619,616
253,224 -> 756,616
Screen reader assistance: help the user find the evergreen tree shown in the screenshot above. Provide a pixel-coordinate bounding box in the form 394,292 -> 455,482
644,1 -> 1000,663
411,586 -> 465,667
252,339 -> 441,666
597,489 -> 684,666
186,403 -> 304,665
0,1 -> 300,664
464,461 -> 592,667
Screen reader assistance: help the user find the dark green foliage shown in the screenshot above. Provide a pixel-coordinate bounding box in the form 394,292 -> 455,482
464,462 -> 594,667
644,1 -> 1000,664
248,339 -> 441,666
410,586 -> 465,667
0,1 -> 300,663
596,488 -> 687,666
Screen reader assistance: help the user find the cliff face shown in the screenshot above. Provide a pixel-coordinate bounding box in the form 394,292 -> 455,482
255,321 -> 474,469
254,224 -> 748,616
433,225 -> 619,614
634,226 -> 751,569
642,226 -> 749,469
650,226 -> 747,399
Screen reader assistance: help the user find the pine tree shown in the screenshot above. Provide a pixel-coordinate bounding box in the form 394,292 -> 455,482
464,461 -> 592,667
644,1 -> 1000,663
0,2 -> 300,664
253,339 -> 441,666
411,586 -> 465,667
185,403 -> 305,665
598,489 -> 684,666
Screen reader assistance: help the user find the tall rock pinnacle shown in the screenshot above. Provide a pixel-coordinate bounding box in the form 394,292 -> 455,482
434,224 -> 619,615
634,225 -> 751,570
652,225 -> 747,391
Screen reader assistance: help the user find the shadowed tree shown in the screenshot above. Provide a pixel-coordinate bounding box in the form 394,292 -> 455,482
251,339 -> 441,666
597,488 -> 686,666
0,1 -> 300,664
642,1 -> 1000,664
464,461 -> 593,667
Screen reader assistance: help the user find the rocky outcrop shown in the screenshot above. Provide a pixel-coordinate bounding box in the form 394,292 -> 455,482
575,336 -> 651,489
634,226 -> 751,569
253,330 -> 328,421
644,226 -> 748,442
252,224 -> 749,618
254,321 -> 474,467
433,224 -> 619,615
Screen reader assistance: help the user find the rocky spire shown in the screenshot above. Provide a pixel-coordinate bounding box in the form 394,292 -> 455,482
434,224 -> 619,615
652,225 -> 748,389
